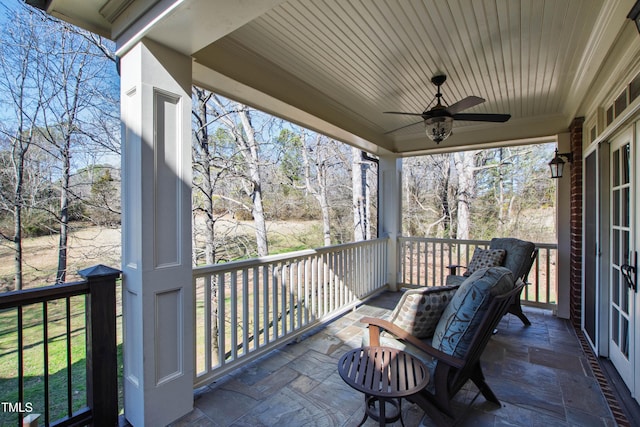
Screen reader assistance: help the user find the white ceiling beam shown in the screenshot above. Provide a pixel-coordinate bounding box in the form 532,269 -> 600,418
563,0 -> 637,119
194,38 -> 397,153
392,114 -> 568,155
193,63 -> 393,157
114,0 -> 286,56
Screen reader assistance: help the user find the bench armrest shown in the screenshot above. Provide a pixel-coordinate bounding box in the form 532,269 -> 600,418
446,264 -> 467,276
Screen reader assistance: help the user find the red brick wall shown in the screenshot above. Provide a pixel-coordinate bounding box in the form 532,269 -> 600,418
569,117 -> 584,327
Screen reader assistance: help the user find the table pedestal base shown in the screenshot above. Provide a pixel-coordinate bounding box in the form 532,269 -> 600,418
338,347 -> 428,427
357,395 -> 404,427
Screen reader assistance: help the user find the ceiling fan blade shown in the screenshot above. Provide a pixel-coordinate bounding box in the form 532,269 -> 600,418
447,96 -> 485,114
383,111 -> 424,116
385,120 -> 424,134
453,113 -> 511,122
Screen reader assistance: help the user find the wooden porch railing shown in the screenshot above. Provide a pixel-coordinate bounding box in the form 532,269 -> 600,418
398,237 -> 558,308
192,238 -> 389,387
0,265 -> 120,427
192,235 -> 556,389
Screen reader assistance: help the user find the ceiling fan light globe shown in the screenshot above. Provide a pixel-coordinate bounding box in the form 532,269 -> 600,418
425,116 -> 453,144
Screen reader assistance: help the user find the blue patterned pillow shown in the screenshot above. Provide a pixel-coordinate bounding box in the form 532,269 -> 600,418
431,267 -> 515,358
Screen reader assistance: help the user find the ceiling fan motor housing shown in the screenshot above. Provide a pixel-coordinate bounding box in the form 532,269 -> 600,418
422,105 -> 451,119
431,74 -> 447,86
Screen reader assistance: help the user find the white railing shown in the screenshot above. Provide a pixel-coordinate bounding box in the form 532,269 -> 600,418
398,237 -> 558,308
192,237 -> 389,387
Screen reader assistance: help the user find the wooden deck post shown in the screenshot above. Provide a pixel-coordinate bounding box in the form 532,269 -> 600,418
79,264 -> 121,427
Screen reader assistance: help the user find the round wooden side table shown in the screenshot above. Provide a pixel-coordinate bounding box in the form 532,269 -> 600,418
338,346 -> 430,426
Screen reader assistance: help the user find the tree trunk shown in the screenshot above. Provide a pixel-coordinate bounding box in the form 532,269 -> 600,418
52,30 -> 86,284
237,106 -> 268,256
56,144 -> 71,283
441,156 -> 453,238
192,88 -> 220,362
191,211 -> 198,266
10,132 -> 29,290
454,151 -> 476,240
197,92 -> 217,265
300,134 -> 332,246
13,166 -> 23,290
2,8 -> 43,290
497,167 -> 506,235
319,168 -> 331,246
250,179 -> 268,256
204,181 -> 216,265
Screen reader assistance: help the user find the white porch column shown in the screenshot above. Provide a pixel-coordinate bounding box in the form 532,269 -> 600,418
379,154 -> 402,291
120,39 -> 193,426
556,132 -> 571,319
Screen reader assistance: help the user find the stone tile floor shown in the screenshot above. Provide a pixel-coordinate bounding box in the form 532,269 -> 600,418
169,291 -> 616,427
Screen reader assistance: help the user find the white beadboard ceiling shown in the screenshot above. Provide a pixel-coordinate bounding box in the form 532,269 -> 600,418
40,0 -> 638,155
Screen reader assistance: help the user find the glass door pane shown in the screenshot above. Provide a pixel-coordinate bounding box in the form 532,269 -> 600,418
609,134 -> 634,387
611,144 -> 631,355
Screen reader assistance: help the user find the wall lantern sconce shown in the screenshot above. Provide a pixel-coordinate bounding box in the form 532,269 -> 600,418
629,1 -> 640,34
548,149 -> 573,179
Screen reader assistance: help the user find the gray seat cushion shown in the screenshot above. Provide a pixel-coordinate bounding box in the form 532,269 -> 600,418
489,238 -> 535,280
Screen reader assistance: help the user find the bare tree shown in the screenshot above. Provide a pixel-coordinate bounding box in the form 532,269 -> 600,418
402,144 -> 556,242
191,87 -> 223,361
0,5 -> 118,288
34,15 -> 118,283
275,129 -> 339,246
207,96 -> 269,257
0,7 -> 49,289
301,133 -> 338,245
298,133 -> 354,244
306,135 -> 333,245
471,146 -> 547,239
193,88 -> 215,265
190,90 -> 276,260
453,150 -> 476,240
237,106 -> 269,256
403,154 -> 454,238
491,149 -> 517,235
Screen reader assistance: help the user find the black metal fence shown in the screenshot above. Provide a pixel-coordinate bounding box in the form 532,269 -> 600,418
0,265 -> 120,427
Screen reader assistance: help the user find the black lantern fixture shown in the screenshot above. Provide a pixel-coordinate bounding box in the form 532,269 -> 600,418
628,1 -> 640,34
548,149 -> 573,179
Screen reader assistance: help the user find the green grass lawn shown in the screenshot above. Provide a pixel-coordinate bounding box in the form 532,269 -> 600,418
0,222 -> 320,425
0,290 -> 124,426
0,297 -> 87,425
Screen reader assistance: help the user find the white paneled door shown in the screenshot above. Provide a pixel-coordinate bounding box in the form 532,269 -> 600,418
609,126 -> 636,398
